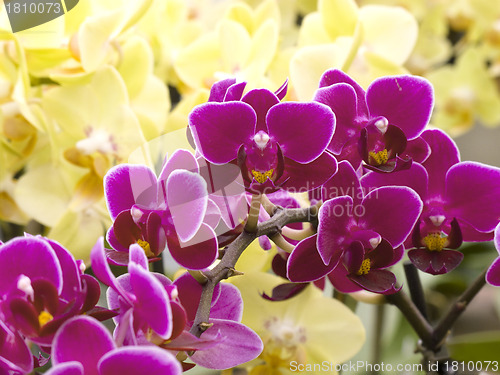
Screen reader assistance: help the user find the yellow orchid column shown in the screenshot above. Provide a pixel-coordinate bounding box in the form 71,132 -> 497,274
231,272 -> 365,374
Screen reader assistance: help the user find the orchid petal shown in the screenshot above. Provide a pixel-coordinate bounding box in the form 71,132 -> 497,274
267,102 -> 335,163
486,257 -> 500,287
322,160 -> 363,206
45,362 -> 84,375
208,79 -> 237,102
0,320 -> 33,374
189,102 -> 256,164
281,153 -> 337,193
210,283 -> 243,322
366,75 -> 433,140
314,83 -> 363,154
52,316 -> 116,375
361,163 -> 429,200
0,237 -> 62,297
189,319 -> 263,370
319,69 -> 368,118
167,170 -> 208,242
242,88 -> 279,133
128,263 -> 172,338
99,346 -> 182,375
104,165 -> 158,220
167,223 -> 218,270
359,187 -> 423,248
328,265 -> 361,294
287,235 -> 338,282
90,238 -> 131,304
158,149 -> 199,191
350,269 -> 398,294
317,196 -> 355,265
446,162 -> 500,233
421,129 -> 460,198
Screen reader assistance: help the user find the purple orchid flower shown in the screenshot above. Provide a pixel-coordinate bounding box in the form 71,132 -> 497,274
313,69 -> 433,172
91,238 -> 263,370
0,319 -> 33,375
0,236 -> 106,351
45,315 -> 182,375
361,129 -> 500,274
486,223 -> 500,287
287,161 -> 422,294
188,78 -> 337,194
104,149 -> 221,270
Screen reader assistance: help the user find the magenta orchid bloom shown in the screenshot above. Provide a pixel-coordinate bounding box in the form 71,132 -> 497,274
104,149 -> 220,270
287,161 -> 422,294
361,129 -> 500,274
0,236 -> 106,349
189,79 -> 337,194
91,238 -> 263,370
314,69 -> 433,172
45,315 -> 182,375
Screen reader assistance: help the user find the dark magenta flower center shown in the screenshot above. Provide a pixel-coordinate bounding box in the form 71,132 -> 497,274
243,131 -> 279,184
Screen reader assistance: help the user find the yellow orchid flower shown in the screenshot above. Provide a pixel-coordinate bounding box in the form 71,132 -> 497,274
174,0 -> 280,92
290,0 -> 418,100
426,47 -> 500,136
13,161 -> 111,261
231,272 -> 365,374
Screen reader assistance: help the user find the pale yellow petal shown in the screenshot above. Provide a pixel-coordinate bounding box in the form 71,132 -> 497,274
174,33 -> 221,89
48,204 -> 110,262
290,41 -> 351,101
255,0 -> 281,30
297,13 -> 331,46
319,0 -> 358,40
235,240 -> 275,273
218,19 -> 252,74
225,3 -> 255,34
358,5 -> 418,65
14,164 -> 74,226
132,75 -> 170,138
296,287 -> 365,364
118,36 -> 153,98
78,8 -> 123,72
245,19 -> 279,85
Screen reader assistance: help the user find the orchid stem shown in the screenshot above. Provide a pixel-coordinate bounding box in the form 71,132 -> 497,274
404,262 -> 428,319
190,205 -> 318,338
370,304 -> 385,375
281,225 -> 315,241
385,288 -> 434,349
269,233 -> 295,253
244,193 -> 262,233
431,266 -> 488,349
261,194 -> 277,216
